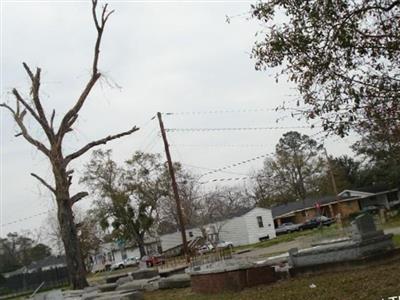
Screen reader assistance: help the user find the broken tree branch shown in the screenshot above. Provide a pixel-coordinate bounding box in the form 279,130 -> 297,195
22,62 -> 52,136
50,109 -> 56,130
65,126 -> 139,164
0,103 -> 50,156
70,192 -> 89,205
11,87 -> 54,142
58,0 -> 113,139
31,173 -> 56,194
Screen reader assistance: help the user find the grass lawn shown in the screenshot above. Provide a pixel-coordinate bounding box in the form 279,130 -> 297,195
145,259 -> 400,300
87,266 -> 139,285
233,225 -> 342,253
233,230 -> 311,252
382,213 -> 400,229
393,234 -> 400,248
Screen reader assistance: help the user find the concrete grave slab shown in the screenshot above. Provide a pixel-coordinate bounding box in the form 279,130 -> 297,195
130,269 -> 158,280
98,283 -> 118,292
159,274 -> 191,289
116,276 -> 160,291
116,275 -> 133,286
33,289 -> 63,300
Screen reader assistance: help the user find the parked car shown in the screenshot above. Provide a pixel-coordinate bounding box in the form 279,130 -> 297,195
124,257 -> 139,267
275,222 -> 302,235
197,243 -> 214,254
216,240 -> 234,249
145,255 -> 166,267
110,260 -> 125,270
300,216 -> 335,230
110,257 -> 139,270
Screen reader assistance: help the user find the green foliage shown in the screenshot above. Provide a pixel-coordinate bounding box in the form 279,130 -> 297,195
251,0 -> 400,136
351,119 -> 400,186
316,155 -> 363,195
393,235 -> 400,248
0,232 -> 52,273
81,150 -> 168,257
254,131 -> 324,205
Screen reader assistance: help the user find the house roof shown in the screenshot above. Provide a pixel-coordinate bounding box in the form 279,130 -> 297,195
213,206 -> 255,222
349,184 -> 397,194
271,195 -> 355,218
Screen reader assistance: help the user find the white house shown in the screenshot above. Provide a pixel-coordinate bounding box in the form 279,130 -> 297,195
218,206 -> 276,245
160,207 -> 276,251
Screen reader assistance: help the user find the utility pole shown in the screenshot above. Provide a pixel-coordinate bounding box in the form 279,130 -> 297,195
324,147 -> 342,228
157,112 -> 189,261
324,148 -> 338,196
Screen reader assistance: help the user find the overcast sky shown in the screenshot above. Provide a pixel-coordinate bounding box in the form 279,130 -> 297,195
0,0 -> 357,238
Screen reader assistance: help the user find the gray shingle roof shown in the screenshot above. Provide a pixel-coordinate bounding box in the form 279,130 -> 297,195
271,195 -> 355,218
350,184 -> 396,194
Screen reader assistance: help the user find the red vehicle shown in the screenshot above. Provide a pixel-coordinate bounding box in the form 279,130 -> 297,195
145,255 -> 166,267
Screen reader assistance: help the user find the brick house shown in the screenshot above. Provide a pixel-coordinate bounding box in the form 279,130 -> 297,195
339,185 -> 400,211
272,195 -> 361,226
271,185 -> 400,226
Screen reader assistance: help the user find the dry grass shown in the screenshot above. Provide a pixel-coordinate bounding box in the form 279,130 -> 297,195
145,259 -> 400,300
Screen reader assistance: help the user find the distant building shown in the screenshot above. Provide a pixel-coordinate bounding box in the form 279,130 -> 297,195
89,239 -> 160,272
339,185 -> 400,211
160,207 -> 276,251
272,185 -> 400,226
1,256 -> 66,278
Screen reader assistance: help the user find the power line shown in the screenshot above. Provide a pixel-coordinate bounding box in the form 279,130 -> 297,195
181,163 -> 249,176
199,153 -> 271,178
199,176 -> 252,185
171,144 -> 270,148
163,108 -> 289,115
1,210 -> 54,227
166,126 -> 317,132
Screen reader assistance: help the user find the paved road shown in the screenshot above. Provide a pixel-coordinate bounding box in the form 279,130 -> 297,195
235,226 -> 400,259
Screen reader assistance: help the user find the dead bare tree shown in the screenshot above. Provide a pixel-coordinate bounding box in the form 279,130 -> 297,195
1,1 -> 138,289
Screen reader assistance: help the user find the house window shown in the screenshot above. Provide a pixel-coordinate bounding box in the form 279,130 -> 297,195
257,216 -> 264,228
189,231 -> 193,237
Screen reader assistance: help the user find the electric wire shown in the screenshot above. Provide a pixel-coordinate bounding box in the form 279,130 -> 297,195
165,125 -> 317,132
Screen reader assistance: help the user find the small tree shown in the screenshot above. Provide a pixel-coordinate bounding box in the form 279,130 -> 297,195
157,163 -> 202,234
197,187 -> 252,243
42,208 -> 103,268
254,131 -> 324,204
81,150 -> 166,258
1,1 -> 138,288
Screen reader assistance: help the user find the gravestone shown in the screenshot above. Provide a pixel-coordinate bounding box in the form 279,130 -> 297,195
288,213 -> 394,268
351,214 -> 384,241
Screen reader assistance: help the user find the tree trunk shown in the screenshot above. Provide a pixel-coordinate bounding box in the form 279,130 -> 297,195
137,234 -> 146,258
54,163 -> 88,289
57,196 -> 88,289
